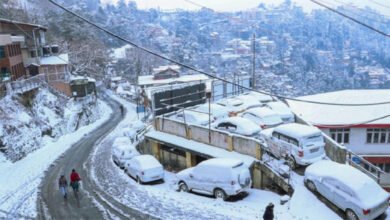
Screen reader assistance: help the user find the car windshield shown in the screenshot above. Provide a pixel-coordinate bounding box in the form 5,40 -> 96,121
305,134 -> 323,143
263,115 -> 282,125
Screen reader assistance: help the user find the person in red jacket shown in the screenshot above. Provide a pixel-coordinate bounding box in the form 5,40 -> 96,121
70,169 -> 81,194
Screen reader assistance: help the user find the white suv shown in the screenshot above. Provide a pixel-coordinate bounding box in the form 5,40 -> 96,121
176,158 -> 252,201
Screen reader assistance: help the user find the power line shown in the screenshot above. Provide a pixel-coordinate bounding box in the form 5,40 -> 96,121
367,0 -> 390,10
309,114 -> 390,128
310,0 -> 390,38
47,0 -> 390,106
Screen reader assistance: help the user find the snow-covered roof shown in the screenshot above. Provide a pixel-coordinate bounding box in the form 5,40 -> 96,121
243,91 -> 273,103
194,103 -> 229,118
153,65 -> 180,73
145,130 -> 257,167
305,160 -> 388,208
113,137 -> 132,149
287,90 -> 390,126
274,123 -> 321,139
138,74 -> 209,86
112,44 -> 133,59
39,54 -> 69,65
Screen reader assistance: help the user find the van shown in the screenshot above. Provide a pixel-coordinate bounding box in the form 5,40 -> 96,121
261,123 -> 326,168
112,137 -> 140,169
176,158 -> 252,201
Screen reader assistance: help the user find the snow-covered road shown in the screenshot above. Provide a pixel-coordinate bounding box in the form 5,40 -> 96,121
89,95 -> 342,220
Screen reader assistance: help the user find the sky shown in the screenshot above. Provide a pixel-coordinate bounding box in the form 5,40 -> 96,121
101,0 -> 390,15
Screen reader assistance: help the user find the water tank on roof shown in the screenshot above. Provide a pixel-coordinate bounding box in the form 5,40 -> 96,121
51,45 -> 59,54
43,46 -> 51,56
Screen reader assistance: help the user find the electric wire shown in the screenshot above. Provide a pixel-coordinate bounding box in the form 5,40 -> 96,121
48,0 -> 390,106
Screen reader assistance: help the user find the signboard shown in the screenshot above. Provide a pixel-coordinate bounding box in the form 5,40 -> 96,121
152,82 -> 206,116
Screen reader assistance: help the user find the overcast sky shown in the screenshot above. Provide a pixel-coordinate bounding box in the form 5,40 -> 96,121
101,0 -> 390,15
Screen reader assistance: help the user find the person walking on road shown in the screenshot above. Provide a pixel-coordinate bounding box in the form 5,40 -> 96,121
263,202 -> 274,220
120,104 -> 124,117
58,175 -> 68,201
70,169 -> 81,195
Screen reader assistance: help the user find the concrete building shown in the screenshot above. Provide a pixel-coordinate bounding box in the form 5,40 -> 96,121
288,90 -> 390,173
0,34 -> 25,81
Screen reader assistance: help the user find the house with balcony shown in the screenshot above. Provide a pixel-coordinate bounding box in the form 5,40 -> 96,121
287,90 -> 390,173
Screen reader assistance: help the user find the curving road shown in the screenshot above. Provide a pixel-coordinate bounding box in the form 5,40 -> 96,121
37,93 -> 155,220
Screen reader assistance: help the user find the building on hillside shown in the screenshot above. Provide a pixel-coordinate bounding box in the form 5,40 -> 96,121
152,65 -> 180,80
0,34 -> 25,81
287,90 -> 390,172
0,18 -> 69,80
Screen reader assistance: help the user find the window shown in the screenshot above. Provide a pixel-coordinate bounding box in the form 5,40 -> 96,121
366,129 -> 390,144
0,46 -> 5,58
330,128 -> 350,144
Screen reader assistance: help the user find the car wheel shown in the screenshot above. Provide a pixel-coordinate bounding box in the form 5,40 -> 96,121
305,180 -> 317,192
345,209 -> 358,220
179,182 -> 189,192
214,188 -> 227,201
287,156 -> 297,169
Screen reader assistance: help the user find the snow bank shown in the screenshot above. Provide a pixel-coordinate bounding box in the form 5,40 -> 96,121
0,98 -> 112,218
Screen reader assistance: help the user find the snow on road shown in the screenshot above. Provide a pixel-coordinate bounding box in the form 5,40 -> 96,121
0,100 -> 112,219
90,94 -> 341,220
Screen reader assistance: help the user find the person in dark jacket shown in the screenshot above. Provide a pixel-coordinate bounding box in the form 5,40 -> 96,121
58,175 -> 68,200
263,202 -> 274,220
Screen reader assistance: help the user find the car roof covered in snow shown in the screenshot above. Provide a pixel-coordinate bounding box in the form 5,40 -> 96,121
113,137 -> 135,150
266,101 -> 292,114
216,97 -> 243,106
198,158 -> 243,168
133,155 -> 161,169
243,91 -> 273,102
195,103 -> 229,115
274,123 -> 321,139
244,107 -> 278,117
216,117 -> 261,135
305,160 -> 388,208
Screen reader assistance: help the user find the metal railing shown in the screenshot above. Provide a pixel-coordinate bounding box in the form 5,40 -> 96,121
8,74 -> 46,95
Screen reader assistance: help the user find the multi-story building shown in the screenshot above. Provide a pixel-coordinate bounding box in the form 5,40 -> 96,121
288,90 -> 390,173
0,34 -> 25,81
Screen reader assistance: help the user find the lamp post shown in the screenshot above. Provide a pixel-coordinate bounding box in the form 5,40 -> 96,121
206,91 -> 212,144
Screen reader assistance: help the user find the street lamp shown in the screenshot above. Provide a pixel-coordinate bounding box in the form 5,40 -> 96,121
206,90 -> 212,143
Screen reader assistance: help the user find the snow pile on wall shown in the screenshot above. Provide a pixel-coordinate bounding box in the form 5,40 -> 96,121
0,88 -> 104,161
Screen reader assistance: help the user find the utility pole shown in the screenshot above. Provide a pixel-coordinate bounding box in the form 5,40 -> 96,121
252,33 -> 256,89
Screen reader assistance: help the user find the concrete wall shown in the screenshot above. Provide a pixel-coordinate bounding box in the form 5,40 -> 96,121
156,117 -> 188,138
49,81 -> 71,97
233,136 -> 262,159
190,125 -> 230,150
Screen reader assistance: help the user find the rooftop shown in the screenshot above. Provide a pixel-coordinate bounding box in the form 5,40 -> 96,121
138,74 -> 209,86
287,90 -> 390,127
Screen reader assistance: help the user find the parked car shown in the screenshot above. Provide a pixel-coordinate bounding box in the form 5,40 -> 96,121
304,160 -> 389,220
240,107 -> 283,129
122,120 -> 147,143
261,123 -> 326,169
242,91 -> 273,103
176,158 -> 252,201
112,137 -> 140,169
170,110 -> 211,126
192,103 -> 229,121
216,97 -> 246,115
265,101 -> 295,123
213,116 -> 261,137
236,94 -> 264,110
125,155 -> 164,184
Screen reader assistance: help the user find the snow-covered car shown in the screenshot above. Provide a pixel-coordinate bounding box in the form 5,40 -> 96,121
176,158 -> 252,201
125,155 -> 164,184
192,103 -> 229,121
236,94 -> 264,110
240,107 -> 283,129
261,123 -> 326,169
265,101 -> 295,123
304,160 -> 389,220
170,110 -> 211,126
216,97 -> 246,115
122,120 -> 147,143
213,116 -> 261,137
112,137 -> 140,169
242,91 -> 273,103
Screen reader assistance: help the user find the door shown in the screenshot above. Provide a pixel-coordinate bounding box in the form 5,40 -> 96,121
318,178 -> 335,202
